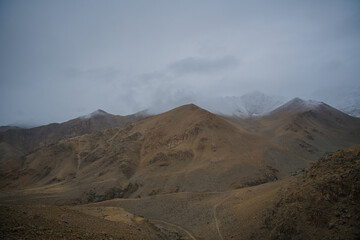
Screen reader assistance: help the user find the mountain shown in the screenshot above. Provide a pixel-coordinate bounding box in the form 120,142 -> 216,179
264,98 -> 360,156
313,85 -> 360,118
239,91 -> 286,116
0,109 -> 148,156
203,90 -> 360,118
267,97 -> 324,115
200,91 -> 285,117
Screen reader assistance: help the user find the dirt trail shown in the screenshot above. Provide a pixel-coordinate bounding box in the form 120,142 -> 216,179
150,219 -> 197,240
213,193 -> 233,240
76,152 -> 81,170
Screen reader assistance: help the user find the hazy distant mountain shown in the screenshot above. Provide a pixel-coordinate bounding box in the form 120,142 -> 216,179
0,109 -> 148,156
0,126 -> 22,133
333,95 -> 360,118
313,86 -> 360,118
201,91 -> 285,117
240,91 -> 286,116
204,89 -> 360,119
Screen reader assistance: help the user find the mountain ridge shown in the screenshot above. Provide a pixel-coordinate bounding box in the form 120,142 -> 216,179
1,101 -> 360,204
0,109 -> 149,156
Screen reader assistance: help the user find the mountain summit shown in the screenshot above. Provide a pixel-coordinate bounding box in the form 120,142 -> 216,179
268,97 -> 324,116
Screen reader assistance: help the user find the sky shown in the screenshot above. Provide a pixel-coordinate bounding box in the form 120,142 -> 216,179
0,0 -> 359,126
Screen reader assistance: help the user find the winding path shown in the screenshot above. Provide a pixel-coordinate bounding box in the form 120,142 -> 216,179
150,219 -> 197,240
213,194 -> 232,240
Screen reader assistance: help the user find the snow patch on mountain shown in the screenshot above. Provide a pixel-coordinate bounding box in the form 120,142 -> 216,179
198,91 -> 286,117
276,98 -> 323,111
312,86 -> 360,118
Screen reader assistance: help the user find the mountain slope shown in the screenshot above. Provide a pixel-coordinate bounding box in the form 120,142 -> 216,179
226,98 -> 360,162
258,144 -> 360,239
263,98 -> 360,158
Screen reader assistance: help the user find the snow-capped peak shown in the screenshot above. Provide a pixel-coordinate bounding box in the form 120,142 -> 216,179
239,91 -> 285,116
198,91 -> 286,117
284,98 -> 323,109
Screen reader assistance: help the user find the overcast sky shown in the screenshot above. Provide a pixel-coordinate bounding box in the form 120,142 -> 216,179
0,0 -> 359,126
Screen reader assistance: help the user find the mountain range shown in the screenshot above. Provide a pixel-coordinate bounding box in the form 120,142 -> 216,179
0,96 -> 359,239
1,97 -> 359,198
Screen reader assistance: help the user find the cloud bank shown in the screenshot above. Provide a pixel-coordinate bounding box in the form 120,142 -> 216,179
0,0 -> 359,126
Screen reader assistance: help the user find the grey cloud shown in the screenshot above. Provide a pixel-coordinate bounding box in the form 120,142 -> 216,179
63,67 -> 121,83
167,56 -> 239,75
0,0 -> 359,126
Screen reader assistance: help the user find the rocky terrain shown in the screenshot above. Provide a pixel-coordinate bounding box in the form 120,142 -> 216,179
259,145 -> 360,240
218,144 -> 360,240
0,204 -> 175,240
